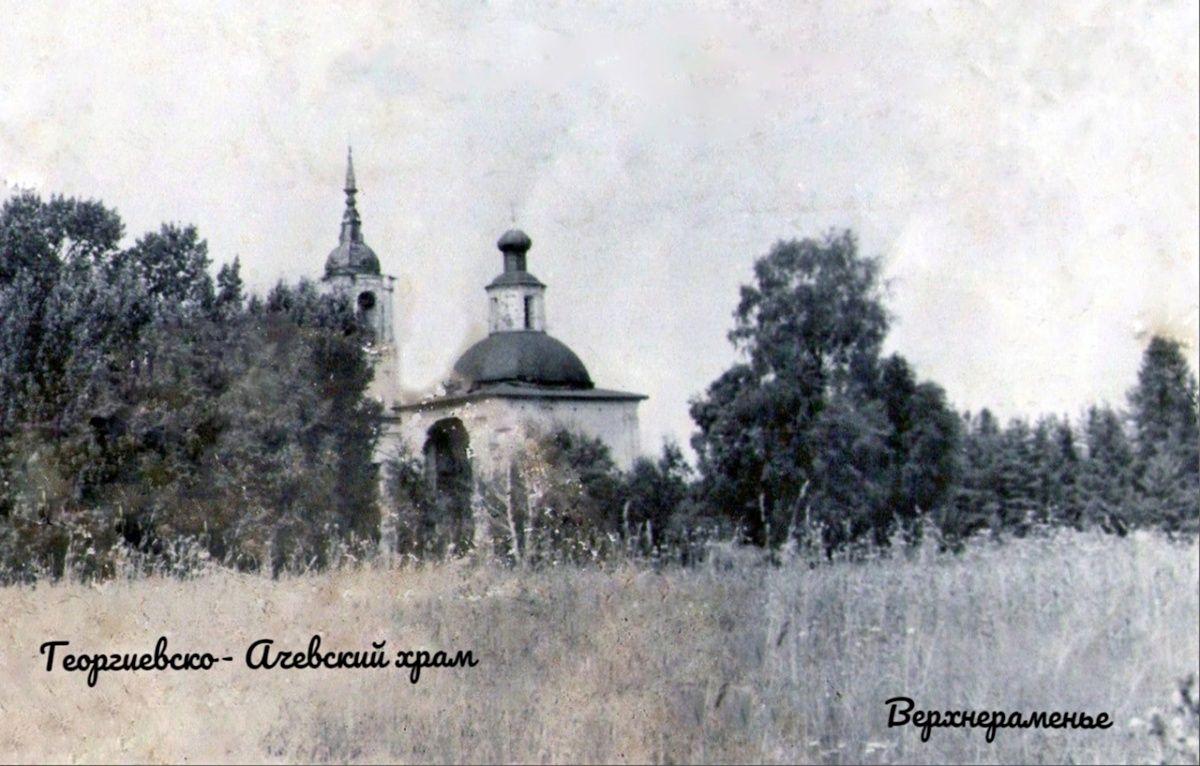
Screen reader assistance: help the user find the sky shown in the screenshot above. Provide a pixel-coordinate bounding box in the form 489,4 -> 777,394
2,0 -> 1197,458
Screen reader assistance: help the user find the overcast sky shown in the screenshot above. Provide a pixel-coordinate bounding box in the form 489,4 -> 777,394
2,0 -> 1197,456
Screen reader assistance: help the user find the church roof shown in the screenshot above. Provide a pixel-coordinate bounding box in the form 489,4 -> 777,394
453,331 -> 594,389
325,148 -> 381,277
395,382 -> 645,413
487,270 -> 545,288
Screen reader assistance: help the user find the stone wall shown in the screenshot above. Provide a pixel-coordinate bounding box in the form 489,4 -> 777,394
377,393 -> 641,553
384,394 -> 642,477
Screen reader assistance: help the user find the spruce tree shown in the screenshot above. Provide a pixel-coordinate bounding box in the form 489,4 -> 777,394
1127,336 -> 1199,532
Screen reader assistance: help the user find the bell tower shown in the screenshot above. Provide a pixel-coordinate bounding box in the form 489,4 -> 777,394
320,148 -> 401,409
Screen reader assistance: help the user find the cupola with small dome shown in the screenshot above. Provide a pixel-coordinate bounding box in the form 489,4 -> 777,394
452,229 -> 593,390
393,223 -> 646,487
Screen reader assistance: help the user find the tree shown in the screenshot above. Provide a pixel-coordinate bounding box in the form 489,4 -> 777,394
113,224 -> 214,307
215,256 -> 245,314
870,355 -> 960,543
945,410 -> 999,544
690,231 -> 958,550
475,429 -> 626,565
0,193 -> 162,578
1127,336 -> 1199,532
0,191 -> 381,581
528,428 -> 622,547
949,412 -> 1088,540
0,193 -> 136,430
622,440 -> 692,549
1129,337 -> 1199,462
1031,415 -> 1083,527
383,442 -> 436,559
1077,405 -> 1134,533
0,193 -> 123,285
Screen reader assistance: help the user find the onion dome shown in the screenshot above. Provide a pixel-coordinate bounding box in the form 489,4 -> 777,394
488,228 -> 544,288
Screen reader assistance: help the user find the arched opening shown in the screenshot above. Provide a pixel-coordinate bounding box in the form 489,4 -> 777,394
421,418 -> 473,554
357,290 -> 377,341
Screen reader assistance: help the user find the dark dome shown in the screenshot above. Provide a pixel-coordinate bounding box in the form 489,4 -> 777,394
325,240 -> 380,276
497,228 -> 532,252
453,332 -> 593,389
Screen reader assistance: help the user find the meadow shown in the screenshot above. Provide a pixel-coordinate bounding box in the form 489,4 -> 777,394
1,530 -> 1196,764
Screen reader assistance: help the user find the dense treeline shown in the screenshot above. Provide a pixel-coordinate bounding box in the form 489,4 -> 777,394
0,193 -> 380,581
403,233 -> 1197,561
2,190 -> 1197,579
688,232 -> 1197,548
944,390 -> 1198,544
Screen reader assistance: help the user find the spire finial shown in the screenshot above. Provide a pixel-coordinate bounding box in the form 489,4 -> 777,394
339,147 -> 362,244
345,146 -> 357,194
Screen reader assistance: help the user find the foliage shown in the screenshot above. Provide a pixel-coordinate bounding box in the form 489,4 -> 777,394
690,228 -> 1195,549
1128,336 -> 1200,534
690,231 -> 959,550
475,429 -> 625,565
948,341 -> 1200,542
4,189 -> 1195,574
382,442 -> 441,560
622,440 -> 694,549
0,192 -> 379,581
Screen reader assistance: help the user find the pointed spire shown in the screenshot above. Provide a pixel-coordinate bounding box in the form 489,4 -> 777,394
345,146 -> 357,194
339,146 -> 362,244
324,148 -> 380,276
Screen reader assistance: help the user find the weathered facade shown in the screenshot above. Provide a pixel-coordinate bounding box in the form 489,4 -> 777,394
380,229 -> 645,552
318,153 -> 645,549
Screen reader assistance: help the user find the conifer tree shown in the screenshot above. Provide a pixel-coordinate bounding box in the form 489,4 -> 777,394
1127,336 -> 1199,532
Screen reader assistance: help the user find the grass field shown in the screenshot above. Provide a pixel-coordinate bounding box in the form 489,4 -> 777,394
1,529 -> 1196,764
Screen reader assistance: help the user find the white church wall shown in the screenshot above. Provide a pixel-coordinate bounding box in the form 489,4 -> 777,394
388,395 -> 642,484
498,398 -> 642,471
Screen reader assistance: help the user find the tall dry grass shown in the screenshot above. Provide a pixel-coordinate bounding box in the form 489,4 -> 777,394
0,529 -> 1196,764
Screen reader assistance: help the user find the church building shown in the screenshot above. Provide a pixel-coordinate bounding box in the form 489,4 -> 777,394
318,150 -> 402,409
318,152 -> 645,547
